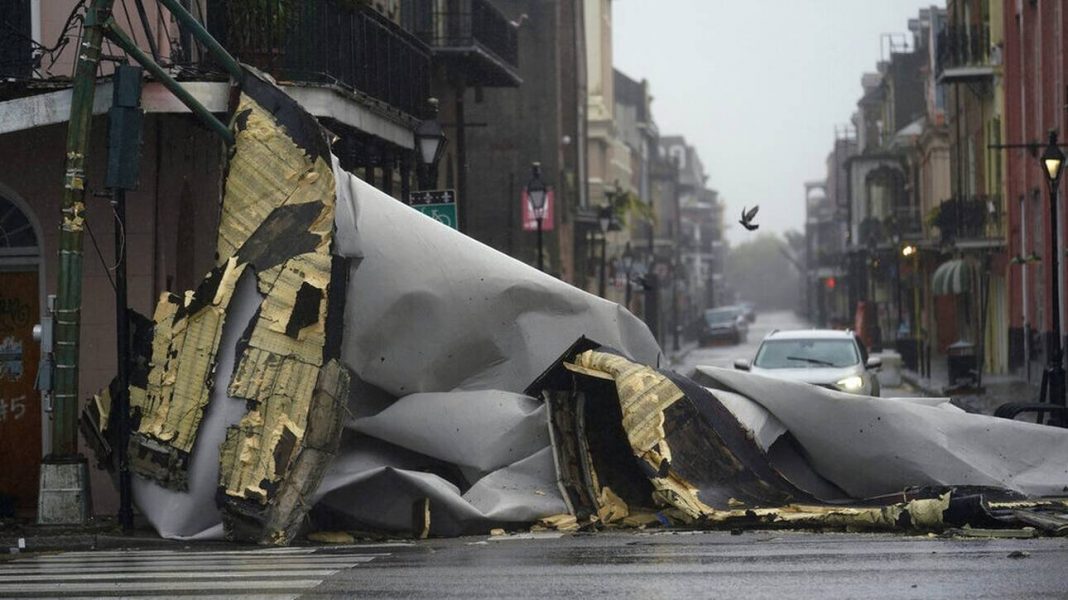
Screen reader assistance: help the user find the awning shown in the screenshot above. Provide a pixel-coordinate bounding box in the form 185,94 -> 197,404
931,258 -> 975,295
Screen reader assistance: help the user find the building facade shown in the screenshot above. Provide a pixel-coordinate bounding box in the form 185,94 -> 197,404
1002,0 -> 1068,386
0,0 -> 443,517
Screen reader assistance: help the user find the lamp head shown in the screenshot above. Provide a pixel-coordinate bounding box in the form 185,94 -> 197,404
598,205 -> 612,233
527,162 -> 547,216
415,98 -> 447,167
1041,130 -> 1065,184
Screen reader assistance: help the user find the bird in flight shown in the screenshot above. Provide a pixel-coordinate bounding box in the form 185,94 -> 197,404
739,205 -> 760,231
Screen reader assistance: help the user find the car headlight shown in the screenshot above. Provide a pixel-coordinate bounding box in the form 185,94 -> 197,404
835,375 -> 864,391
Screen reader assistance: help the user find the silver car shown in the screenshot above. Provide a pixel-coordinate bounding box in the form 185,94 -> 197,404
733,329 -> 881,396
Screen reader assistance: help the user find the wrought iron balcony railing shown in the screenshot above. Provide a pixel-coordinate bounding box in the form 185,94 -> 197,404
204,0 -> 431,118
936,24 -> 994,79
932,195 -> 1005,244
403,0 -> 520,87
0,0 -> 33,80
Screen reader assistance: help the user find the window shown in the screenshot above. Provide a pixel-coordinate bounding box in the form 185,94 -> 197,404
754,339 -> 861,369
0,196 -> 37,254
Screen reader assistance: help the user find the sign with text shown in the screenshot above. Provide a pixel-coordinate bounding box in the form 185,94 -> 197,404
408,189 -> 458,230
521,188 -> 555,232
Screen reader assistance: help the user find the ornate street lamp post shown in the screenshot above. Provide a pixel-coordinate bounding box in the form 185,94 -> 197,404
598,206 -> 612,297
902,244 -> 921,373
526,162 -> 548,271
622,242 -> 634,309
1041,131 -> 1066,423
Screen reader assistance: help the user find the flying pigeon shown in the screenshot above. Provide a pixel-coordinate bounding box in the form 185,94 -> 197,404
739,205 -> 760,231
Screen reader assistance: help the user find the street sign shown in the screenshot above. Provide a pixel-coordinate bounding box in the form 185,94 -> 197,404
407,189 -> 458,230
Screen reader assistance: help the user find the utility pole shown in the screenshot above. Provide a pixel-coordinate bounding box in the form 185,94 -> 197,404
105,64 -> 144,531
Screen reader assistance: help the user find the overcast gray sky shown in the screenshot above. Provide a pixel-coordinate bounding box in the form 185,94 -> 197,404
613,0 -> 942,245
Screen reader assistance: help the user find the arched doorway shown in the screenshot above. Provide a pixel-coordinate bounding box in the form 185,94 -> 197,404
0,189 -> 44,517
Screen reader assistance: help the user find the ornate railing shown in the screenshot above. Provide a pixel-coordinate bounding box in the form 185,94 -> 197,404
405,0 -> 518,68
932,195 -> 1004,243
936,24 -> 991,76
205,0 -> 431,117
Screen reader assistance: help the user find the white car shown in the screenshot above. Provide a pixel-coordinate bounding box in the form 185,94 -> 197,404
733,329 -> 881,396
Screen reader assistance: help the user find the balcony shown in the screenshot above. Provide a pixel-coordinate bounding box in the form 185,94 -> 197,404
936,24 -> 996,83
403,0 -> 521,87
932,195 -> 1006,247
204,0 -> 431,119
0,0 -> 32,81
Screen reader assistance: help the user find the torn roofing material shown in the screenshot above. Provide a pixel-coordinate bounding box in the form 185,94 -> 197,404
81,65 -> 1068,545
86,67 -> 351,544
83,65 -> 662,543
533,346 -> 1068,533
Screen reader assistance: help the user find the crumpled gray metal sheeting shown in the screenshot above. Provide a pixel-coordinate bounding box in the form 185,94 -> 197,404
350,392 -> 550,475
331,165 -> 663,395
697,366 -> 1068,499
312,392 -> 567,534
129,153 -> 660,540
313,164 -> 662,534
314,439 -> 565,535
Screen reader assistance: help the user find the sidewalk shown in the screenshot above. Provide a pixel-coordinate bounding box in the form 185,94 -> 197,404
900,358 -> 1037,415
0,516 -> 193,555
667,339 -> 699,368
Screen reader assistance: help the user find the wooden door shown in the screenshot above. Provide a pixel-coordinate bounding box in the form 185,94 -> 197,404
0,270 -> 41,516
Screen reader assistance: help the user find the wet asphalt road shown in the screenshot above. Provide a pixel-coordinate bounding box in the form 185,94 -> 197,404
7,531 -> 1067,599
310,531 -> 1068,599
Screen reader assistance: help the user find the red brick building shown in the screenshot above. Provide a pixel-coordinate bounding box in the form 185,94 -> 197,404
1002,0 -> 1068,379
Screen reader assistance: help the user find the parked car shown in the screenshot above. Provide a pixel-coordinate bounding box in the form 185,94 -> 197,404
698,306 -> 749,346
733,329 -> 881,396
738,301 -> 757,323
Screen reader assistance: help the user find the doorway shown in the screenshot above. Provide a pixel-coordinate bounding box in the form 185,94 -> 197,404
0,190 -> 43,517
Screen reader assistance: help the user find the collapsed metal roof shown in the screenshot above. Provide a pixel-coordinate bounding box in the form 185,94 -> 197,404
82,68 -> 1068,545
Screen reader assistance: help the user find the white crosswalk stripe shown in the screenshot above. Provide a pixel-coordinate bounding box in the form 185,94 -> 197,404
0,545 -> 393,598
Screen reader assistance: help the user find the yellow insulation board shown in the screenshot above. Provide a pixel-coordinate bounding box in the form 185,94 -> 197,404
214,90 -> 338,506
571,350 -> 716,520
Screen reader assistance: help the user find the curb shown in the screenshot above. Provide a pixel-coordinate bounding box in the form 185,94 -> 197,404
0,532 -> 187,555
900,368 -> 942,397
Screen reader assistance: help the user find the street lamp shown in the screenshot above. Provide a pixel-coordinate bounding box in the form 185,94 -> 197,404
414,98 -> 446,190
598,205 -> 612,297
1041,130 -> 1066,423
527,162 -> 548,271
622,242 -> 634,309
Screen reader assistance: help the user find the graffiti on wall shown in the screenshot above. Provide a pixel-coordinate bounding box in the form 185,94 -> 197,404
0,336 -> 23,381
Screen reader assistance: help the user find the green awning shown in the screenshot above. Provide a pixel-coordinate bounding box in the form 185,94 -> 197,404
931,258 -> 975,295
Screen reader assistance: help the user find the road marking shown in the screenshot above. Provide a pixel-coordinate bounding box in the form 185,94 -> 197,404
0,579 -> 324,593
0,569 -> 341,581
0,547 -> 390,598
1,555 -> 371,567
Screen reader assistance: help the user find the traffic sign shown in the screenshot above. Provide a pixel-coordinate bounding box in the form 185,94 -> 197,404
407,189 -> 458,230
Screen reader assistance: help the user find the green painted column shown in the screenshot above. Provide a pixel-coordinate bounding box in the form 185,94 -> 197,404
51,0 -> 114,458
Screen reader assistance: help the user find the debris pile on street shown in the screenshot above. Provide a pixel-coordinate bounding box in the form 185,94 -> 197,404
81,68 -> 1068,545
